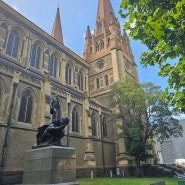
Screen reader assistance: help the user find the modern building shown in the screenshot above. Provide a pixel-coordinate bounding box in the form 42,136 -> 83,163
157,119 -> 185,164
0,0 -> 138,184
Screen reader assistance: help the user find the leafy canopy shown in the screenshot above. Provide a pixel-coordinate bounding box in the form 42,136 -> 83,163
109,79 -> 182,173
119,0 -> 185,113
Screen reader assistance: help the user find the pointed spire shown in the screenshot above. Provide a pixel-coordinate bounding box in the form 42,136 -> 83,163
85,26 -> 92,40
51,7 -> 64,44
96,0 -> 116,30
85,26 -> 92,46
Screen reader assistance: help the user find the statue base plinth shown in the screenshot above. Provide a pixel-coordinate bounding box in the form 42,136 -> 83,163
22,146 -> 79,185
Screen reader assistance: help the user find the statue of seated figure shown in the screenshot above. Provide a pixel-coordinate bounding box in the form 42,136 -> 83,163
32,117 -> 69,149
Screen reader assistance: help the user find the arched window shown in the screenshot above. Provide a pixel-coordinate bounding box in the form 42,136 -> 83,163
98,23 -> 102,33
30,42 -> 41,69
72,106 -> 79,133
91,113 -> 97,136
18,89 -> 32,123
96,43 -> 99,52
65,63 -> 72,85
100,41 -> 104,50
107,38 -> 111,47
43,49 -> 49,67
105,75 -> 109,86
6,30 -> 19,58
102,117 -> 108,138
49,54 -> 57,77
78,70 -> 83,91
90,47 -> 92,54
96,78 -> 100,89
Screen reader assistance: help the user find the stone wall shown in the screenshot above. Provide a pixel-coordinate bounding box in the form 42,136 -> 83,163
0,125 -> 117,184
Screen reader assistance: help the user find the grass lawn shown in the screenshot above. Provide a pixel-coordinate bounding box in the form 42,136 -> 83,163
77,177 -> 183,185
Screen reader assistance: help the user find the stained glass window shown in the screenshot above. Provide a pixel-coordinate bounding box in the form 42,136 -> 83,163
91,113 -> 97,136
72,106 -> 79,133
102,117 -> 107,138
49,54 -> 57,77
78,71 -> 83,91
65,63 -> 72,85
6,30 -> 19,58
30,42 -> 41,69
18,89 -> 32,123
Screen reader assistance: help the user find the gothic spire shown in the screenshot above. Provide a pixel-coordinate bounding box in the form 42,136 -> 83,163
96,0 -> 116,31
51,7 -> 64,44
85,25 -> 92,44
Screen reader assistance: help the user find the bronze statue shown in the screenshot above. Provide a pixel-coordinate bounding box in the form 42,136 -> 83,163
32,94 -> 69,149
50,94 -> 59,121
32,117 -> 69,149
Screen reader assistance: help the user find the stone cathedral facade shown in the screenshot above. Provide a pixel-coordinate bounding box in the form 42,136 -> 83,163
0,0 -> 138,184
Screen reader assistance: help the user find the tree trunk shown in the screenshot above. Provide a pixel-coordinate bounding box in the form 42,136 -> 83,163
135,158 -> 142,177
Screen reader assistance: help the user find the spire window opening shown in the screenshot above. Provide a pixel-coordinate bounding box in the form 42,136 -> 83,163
90,47 -> 93,54
96,78 -> 100,89
100,41 -> 104,50
105,75 -> 109,86
96,43 -> 99,52
98,23 -> 102,33
107,38 -> 111,47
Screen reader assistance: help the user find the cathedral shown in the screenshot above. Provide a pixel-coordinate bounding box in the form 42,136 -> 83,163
0,0 -> 138,184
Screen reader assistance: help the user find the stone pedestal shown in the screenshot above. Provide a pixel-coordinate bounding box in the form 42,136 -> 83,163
22,146 -> 79,185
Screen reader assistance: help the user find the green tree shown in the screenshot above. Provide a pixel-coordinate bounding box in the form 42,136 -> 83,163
119,0 -> 185,112
109,79 -> 182,176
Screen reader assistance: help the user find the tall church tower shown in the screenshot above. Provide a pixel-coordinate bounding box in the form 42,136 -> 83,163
83,0 -> 138,106
83,0 -> 139,169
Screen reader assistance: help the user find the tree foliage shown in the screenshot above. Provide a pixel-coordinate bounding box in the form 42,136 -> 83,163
109,79 -> 183,176
119,0 -> 185,112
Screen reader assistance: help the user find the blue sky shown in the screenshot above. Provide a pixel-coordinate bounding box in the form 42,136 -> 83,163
2,0 -> 169,90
